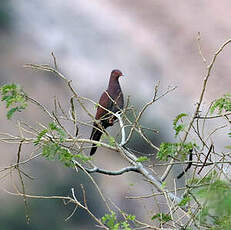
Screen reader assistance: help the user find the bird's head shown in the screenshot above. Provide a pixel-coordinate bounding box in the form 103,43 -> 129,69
111,69 -> 123,78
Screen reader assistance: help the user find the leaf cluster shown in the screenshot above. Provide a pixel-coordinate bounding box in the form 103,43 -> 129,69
0,83 -> 27,119
35,122 -> 90,167
151,212 -> 172,223
157,142 -> 196,161
173,113 -> 188,137
101,211 -> 135,230
42,142 -> 75,167
210,93 -> 231,114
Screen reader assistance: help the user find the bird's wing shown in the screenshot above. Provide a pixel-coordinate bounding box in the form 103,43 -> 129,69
95,91 -> 112,120
112,91 -> 124,113
95,90 -> 123,120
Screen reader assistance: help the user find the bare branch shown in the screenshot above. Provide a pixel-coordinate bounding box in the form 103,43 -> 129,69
83,165 -> 140,175
196,32 -> 207,63
15,141 -> 30,224
51,52 -> 58,70
197,144 -> 213,174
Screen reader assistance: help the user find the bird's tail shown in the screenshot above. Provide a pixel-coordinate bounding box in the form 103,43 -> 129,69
90,122 -> 103,156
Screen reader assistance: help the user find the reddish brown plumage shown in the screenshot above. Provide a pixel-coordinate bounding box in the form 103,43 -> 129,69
90,69 -> 124,155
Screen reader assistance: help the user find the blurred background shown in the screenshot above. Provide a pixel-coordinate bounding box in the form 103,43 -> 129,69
1,0 -> 231,229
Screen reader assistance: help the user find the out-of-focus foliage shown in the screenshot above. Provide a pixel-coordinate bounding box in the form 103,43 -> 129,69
0,0 -> 13,31
194,179 -> 231,230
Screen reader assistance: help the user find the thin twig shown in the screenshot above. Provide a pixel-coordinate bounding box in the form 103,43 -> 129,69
196,32 -> 207,63
198,144 -> 213,174
51,52 -> 58,70
15,141 -> 30,224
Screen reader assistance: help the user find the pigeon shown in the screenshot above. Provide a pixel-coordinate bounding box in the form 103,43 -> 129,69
90,69 -> 124,155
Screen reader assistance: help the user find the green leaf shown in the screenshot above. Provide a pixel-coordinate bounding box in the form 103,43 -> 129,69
96,142 -> 102,147
161,181 -> 166,189
157,142 -> 197,161
0,83 -> 27,119
151,213 -> 172,223
101,211 -> 118,229
49,122 -> 57,130
126,214 -> 136,221
173,113 -> 188,137
42,142 -> 75,168
101,211 -> 134,230
42,142 -> 59,160
210,94 -> 231,114
74,154 -> 91,162
48,122 -> 66,142
121,221 -> 131,230
178,195 -> 191,207
6,107 -> 18,119
136,156 -> 149,162
108,136 -> 115,146
173,113 -> 188,126
157,142 -> 178,161
34,129 -> 48,145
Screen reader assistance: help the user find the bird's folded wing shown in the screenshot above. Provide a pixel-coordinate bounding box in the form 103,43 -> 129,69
95,91 -> 112,120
